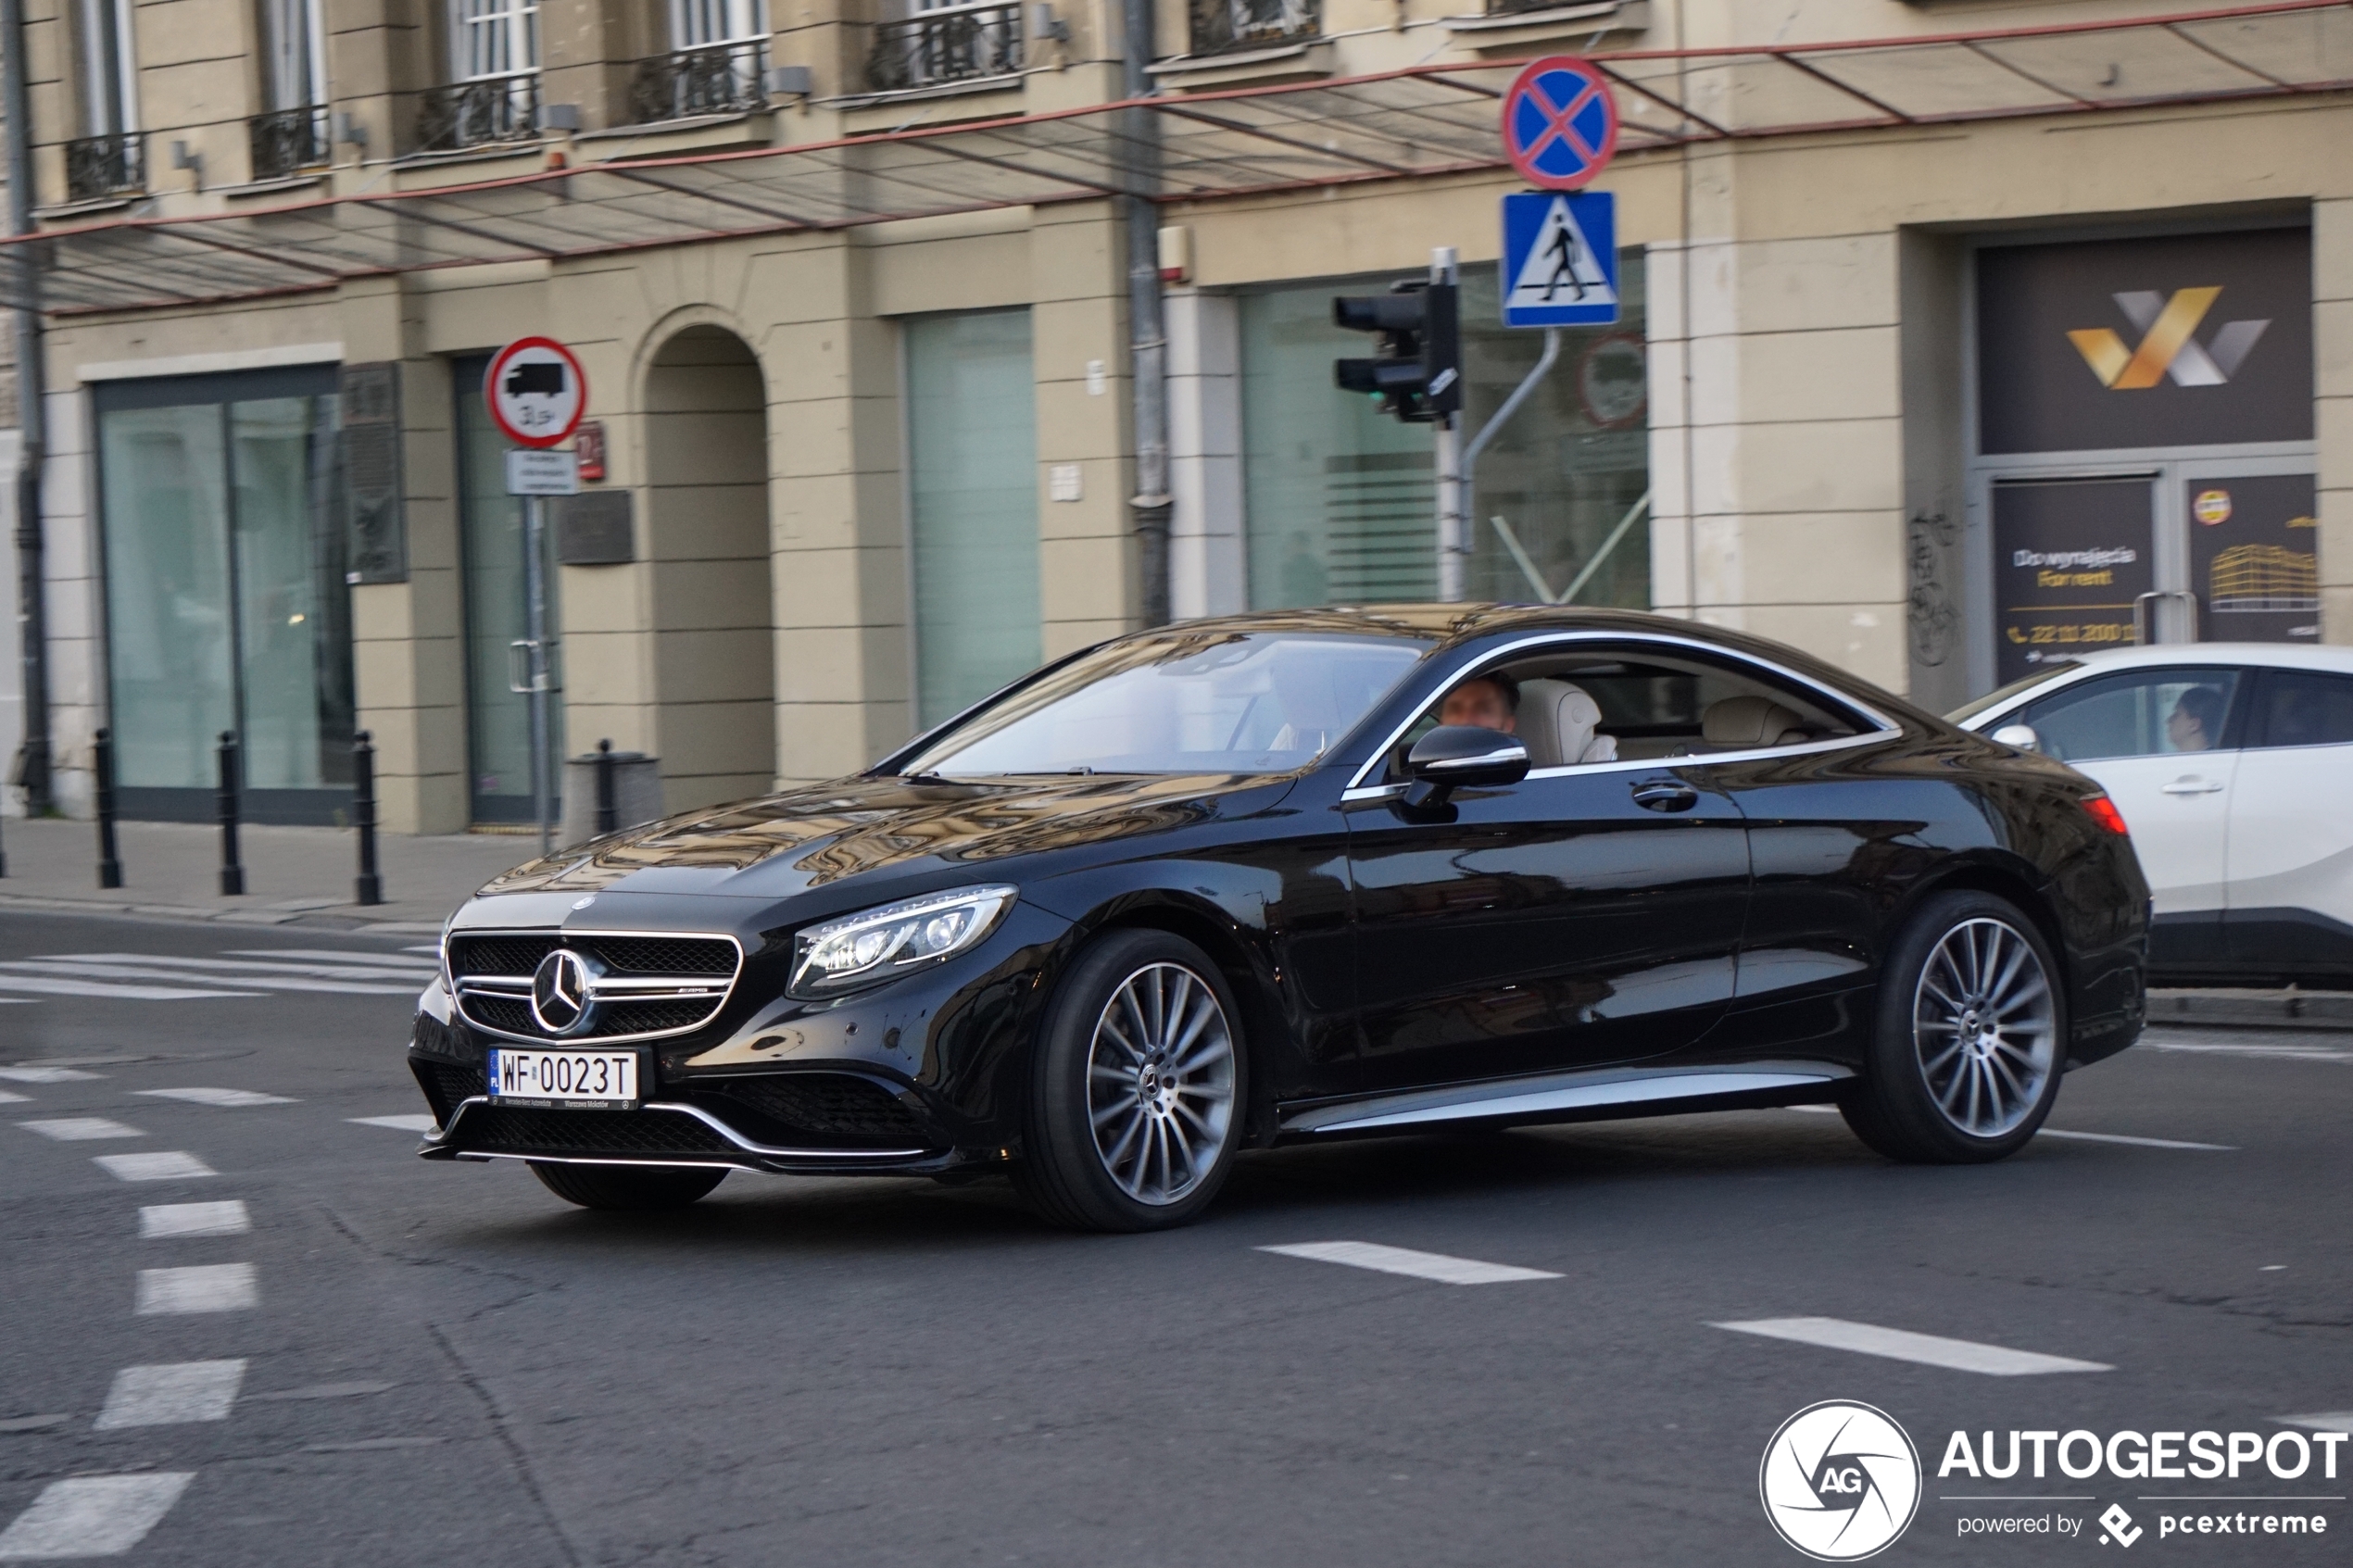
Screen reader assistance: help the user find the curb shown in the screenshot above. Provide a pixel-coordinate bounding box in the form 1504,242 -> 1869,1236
2146,988 -> 2353,1032
0,890 -> 445,936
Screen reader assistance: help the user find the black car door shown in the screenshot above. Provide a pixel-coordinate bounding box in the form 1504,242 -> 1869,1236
1343,760 -> 1752,1094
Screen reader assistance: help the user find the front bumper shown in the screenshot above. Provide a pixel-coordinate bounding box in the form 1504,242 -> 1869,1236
416,1090 -> 969,1177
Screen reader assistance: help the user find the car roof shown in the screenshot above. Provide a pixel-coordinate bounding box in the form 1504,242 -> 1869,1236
2032,643 -> 2353,674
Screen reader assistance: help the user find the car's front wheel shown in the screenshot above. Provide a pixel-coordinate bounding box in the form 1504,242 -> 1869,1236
1842,891 -> 2065,1163
1014,930 -> 1245,1232
530,1162 -> 729,1210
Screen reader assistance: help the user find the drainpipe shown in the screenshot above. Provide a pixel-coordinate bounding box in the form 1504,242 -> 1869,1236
1122,0 -> 1171,627
1,0 -> 51,814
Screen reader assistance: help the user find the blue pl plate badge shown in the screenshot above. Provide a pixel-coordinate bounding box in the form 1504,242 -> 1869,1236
1501,190 -> 1618,329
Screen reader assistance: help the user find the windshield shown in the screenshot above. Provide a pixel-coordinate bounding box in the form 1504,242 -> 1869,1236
897,631 -> 1432,777
1948,662 -> 2082,724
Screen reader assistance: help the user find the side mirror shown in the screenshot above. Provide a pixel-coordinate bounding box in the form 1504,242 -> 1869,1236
1403,725 -> 1529,808
1991,723 -> 2040,754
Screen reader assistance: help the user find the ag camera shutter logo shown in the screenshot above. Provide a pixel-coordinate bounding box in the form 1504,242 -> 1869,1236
1760,1401 -> 1922,1561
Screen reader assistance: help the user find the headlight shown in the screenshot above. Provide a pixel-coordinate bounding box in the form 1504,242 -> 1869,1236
788,884 -> 1017,998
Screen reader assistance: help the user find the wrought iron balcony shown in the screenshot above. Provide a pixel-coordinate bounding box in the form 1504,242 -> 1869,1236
64,132 -> 142,202
248,106 -> 331,182
865,2 -> 1024,94
630,40 -> 772,123
1187,0 -> 1319,57
414,74 -> 541,154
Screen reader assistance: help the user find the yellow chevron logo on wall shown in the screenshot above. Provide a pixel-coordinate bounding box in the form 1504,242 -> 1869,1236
2066,288 -> 2270,389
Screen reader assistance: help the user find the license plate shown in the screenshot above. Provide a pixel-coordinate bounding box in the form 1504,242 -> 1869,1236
485,1048 -> 641,1107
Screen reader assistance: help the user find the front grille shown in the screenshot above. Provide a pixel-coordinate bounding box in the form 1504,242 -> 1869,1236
412,1058 -> 486,1123
452,935 -> 558,975
592,937 -> 736,975
467,996 -> 537,1035
449,929 -> 743,1043
700,1074 -> 932,1145
597,997 -> 723,1035
448,1105 -> 736,1157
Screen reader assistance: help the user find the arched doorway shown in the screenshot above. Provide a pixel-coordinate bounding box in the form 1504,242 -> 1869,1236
645,324 -> 776,810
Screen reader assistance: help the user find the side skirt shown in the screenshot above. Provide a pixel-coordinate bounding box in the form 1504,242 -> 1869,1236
1276,1062 -> 1853,1138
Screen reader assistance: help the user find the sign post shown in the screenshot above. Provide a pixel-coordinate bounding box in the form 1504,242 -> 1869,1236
485,338 -> 588,856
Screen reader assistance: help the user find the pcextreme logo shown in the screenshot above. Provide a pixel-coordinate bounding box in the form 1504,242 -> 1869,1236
1760,1401 -> 1923,1561
2066,288 -> 2271,390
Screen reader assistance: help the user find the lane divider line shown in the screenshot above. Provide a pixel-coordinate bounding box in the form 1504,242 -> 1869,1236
0,1474 -> 195,1559
1713,1316 -> 2112,1375
135,1088 -> 297,1109
93,1361 -> 247,1430
139,1201 -> 250,1238
17,1118 -> 145,1142
135,1264 -> 258,1316
94,1152 -> 217,1182
1256,1240 -> 1562,1285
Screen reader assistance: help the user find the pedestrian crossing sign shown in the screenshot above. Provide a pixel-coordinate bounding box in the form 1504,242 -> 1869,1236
1501,190 -> 1617,328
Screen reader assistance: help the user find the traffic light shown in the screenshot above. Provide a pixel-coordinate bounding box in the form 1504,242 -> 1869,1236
1332,280 -> 1460,423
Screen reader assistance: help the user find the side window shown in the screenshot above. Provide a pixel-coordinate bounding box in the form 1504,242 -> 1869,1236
2248,670 -> 2353,750
2019,669 -> 2242,762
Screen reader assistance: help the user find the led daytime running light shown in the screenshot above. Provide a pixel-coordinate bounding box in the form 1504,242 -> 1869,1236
788,884 -> 1017,997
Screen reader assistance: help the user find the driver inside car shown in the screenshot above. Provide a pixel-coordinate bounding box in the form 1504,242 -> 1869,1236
1438,672 -> 1519,734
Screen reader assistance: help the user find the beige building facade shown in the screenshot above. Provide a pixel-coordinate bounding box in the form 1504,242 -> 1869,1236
6,0 -> 2347,832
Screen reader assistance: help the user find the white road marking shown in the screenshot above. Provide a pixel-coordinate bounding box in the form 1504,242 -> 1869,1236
400,944 -> 441,954
2142,1040 -> 2352,1061
222,948 -> 440,972
0,1473 -> 194,1559
17,1118 -> 145,1142
0,972 -> 262,1000
0,1066 -> 101,1083
94,1151 -> 217,1182
350,1114 -> 438,1133
1713,1316 -> 2111,1375
135,1087 -> 296,1108
2034,1128 -> 2234,1150
0,1090 -> 25,1104
2278,1412 -> 2353,1434
1256,1241 -> 1562,1285
93,1361 -> 246,1429
0,960 -> 410,997
248,1380 -> 395,1401
139,1201 -> 250,1238
136,1263 -> 258,1315
51,952 -> 434,984
0,1416 -> 68,1434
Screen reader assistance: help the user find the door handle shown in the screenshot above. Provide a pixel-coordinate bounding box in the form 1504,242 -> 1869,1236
2159,777 -> 2223,796
1631,780 -> 1699,813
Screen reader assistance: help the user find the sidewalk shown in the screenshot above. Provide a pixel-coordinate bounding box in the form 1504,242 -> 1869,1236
0,817 -> 540,933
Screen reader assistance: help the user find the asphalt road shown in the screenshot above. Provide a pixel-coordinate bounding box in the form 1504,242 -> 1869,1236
2,909 -> 2347,1566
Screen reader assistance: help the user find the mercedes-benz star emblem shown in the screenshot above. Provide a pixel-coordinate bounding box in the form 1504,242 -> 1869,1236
530,948 -> 593,1035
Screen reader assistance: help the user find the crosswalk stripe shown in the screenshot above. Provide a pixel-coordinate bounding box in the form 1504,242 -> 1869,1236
17,1118 -> 145,1142
0,960 -> 412,996
135,1087 -> 297,1109
1713,1316 -> 2111,1375
0,1066 -> 102,1083
140,1201 -> 250,1238
350,1114 -> 438,1133
49,952 -> 435,983
94,1361 -> 247,1429
2277,1412 -> 2353,1434
0,972 -> 261,1000
0,1473 -> 195,1558
94,1151 -> 217,1182
137,1263 -> 258,1315
1257,1240 -> 1562,1285
0,1090 -> 25,1104
221,947 -> 440,971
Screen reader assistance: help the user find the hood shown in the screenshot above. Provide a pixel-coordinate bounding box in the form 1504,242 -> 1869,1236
469,772 -> 1298,906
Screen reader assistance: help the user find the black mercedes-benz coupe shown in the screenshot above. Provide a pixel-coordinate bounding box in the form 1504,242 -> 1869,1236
408,607 -> 2148,1231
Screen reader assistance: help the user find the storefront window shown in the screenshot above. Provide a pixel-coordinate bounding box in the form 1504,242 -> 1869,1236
1239,257 -> 1649,611
457,356 -> 565,823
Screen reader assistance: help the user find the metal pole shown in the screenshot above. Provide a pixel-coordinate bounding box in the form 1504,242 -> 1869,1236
523,493 -> 552,857
1430,246 -> 1464,602
216,732 -> 245,896
352,730 -> 383,906
1122,0 -> 1170,628
3,0 -> 53,814
94,728 -> 120,887
594,736 -> 616,836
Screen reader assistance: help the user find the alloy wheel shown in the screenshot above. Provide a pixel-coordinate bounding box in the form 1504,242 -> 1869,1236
1085,962 -> 1237,1206
1911,916 -> 2057,1138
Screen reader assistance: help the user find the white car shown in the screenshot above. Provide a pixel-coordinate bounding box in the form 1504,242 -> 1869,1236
1952,645 -> 2353,987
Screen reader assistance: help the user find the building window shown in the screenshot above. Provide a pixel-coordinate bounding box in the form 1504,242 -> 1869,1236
66,0 -> 142,199
1187,0 -> 1318,59
250,0 -> 331,179
631,0 -> 769,123
1239,257 -> 1650,613
420,0 -> 540,150
94,370 -> 353,823
866,0 -> 1026,95
905,309 -> 1040,729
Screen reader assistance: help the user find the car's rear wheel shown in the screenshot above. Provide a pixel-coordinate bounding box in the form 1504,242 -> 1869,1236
1014,930 -> 1244,1233
530,1162 -> 729,1210
1842,891 -> 2064,1163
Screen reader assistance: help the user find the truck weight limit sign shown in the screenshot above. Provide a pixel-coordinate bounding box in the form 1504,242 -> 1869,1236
486,337 -> 587,449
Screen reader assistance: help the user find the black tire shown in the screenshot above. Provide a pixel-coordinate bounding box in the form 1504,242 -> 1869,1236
1841,890 -> 2067,1164
1013,929 -> 1247,1233
530,1161 -> 729,1210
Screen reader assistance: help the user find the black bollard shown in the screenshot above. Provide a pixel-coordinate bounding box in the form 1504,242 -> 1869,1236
595,737 -> 617,836
216,731 -> 245,897
94,729 -> 123,889
353,731 -> 383,907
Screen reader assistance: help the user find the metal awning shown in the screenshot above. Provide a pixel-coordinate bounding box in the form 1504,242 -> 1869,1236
6,0 -> 2348,315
